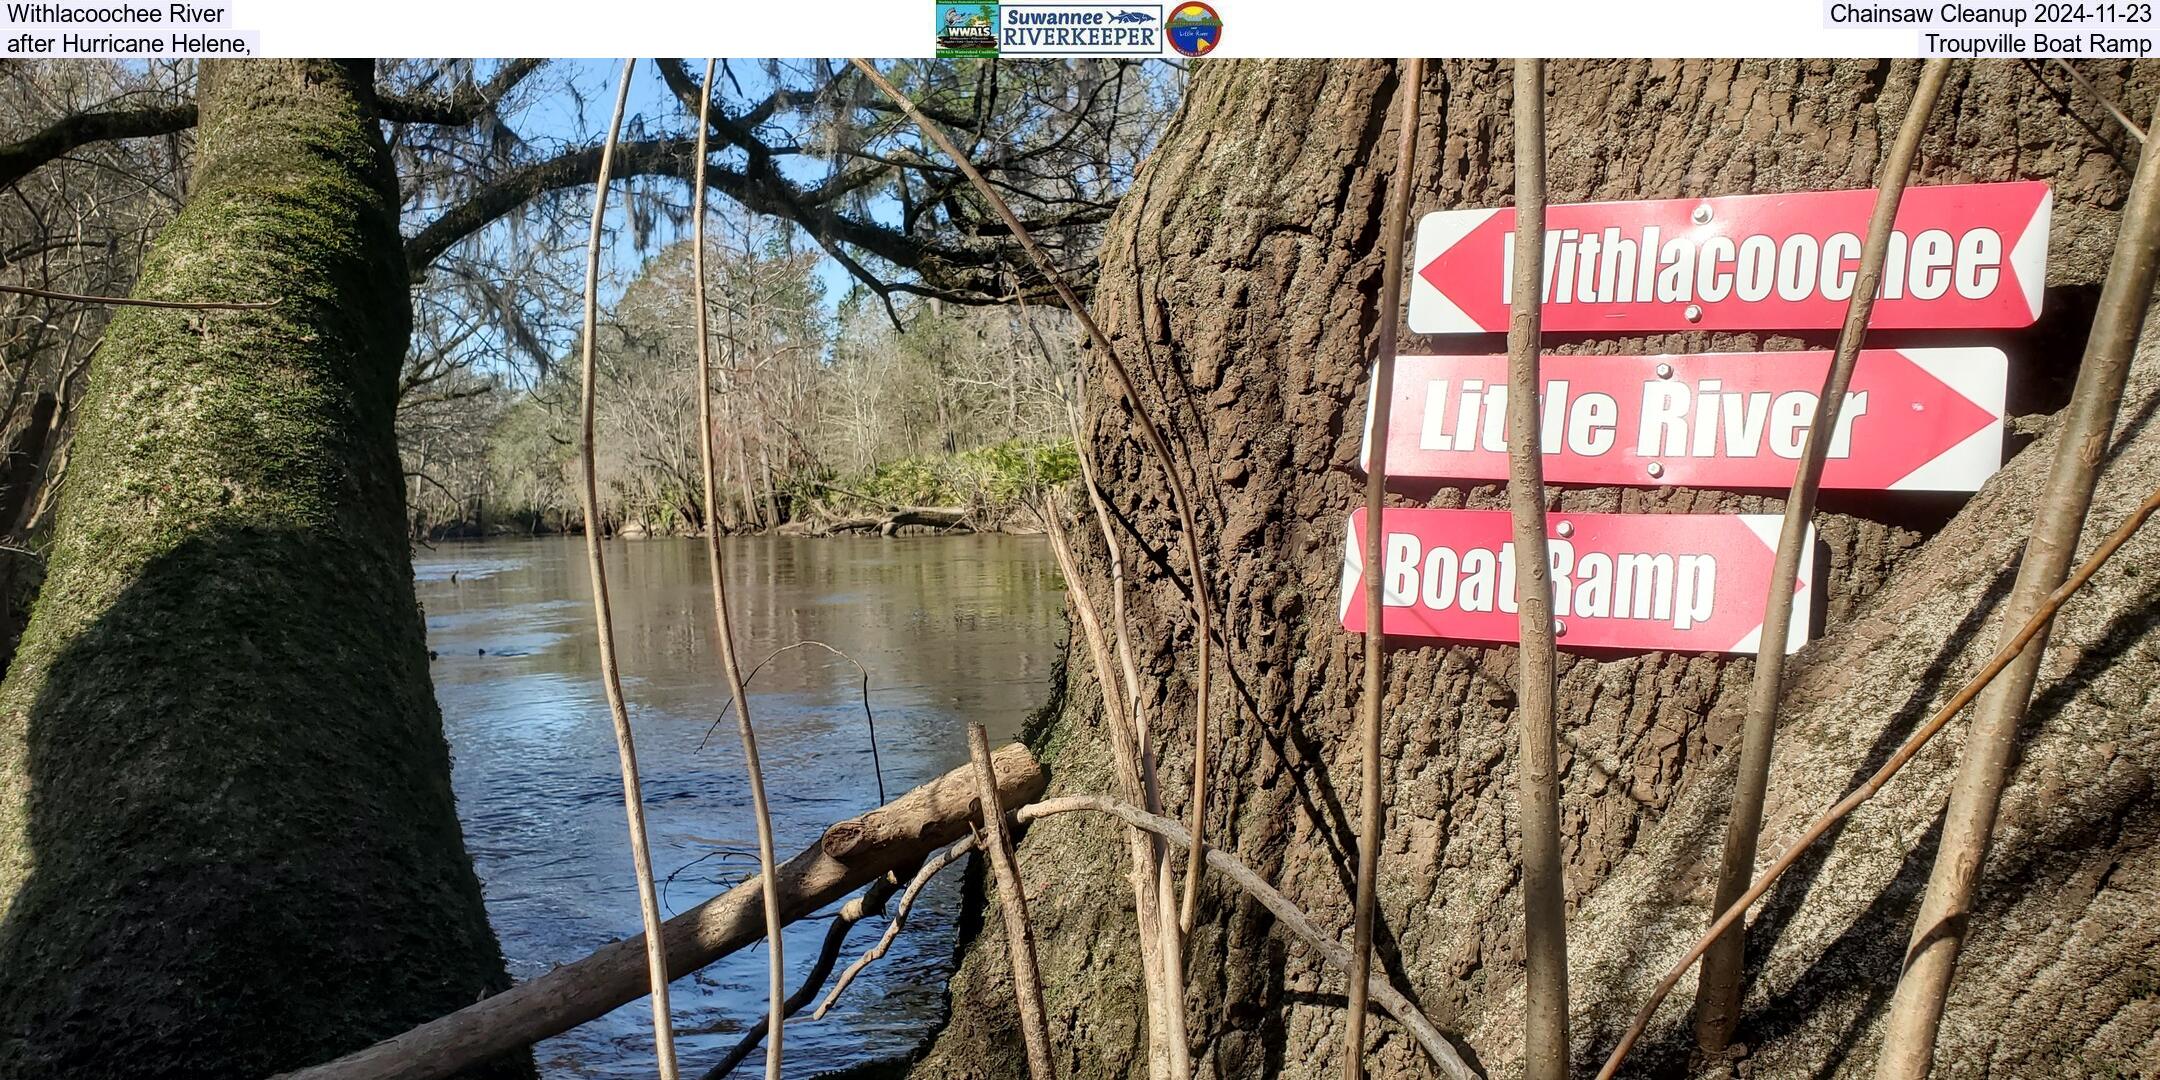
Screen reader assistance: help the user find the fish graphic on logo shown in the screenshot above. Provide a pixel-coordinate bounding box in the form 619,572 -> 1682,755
1166,1 -> 1221,56
1107,9 -> 1154,21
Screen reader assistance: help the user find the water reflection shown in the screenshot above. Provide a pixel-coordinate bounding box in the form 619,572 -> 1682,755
415,535 -> 1063,1078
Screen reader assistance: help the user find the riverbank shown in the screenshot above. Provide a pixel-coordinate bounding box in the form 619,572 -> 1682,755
411,440 -> 1077,543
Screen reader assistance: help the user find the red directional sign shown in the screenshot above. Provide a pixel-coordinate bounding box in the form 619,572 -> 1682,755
1359,348 -> 2005,492
1409,181 -> 2050,334
1338,508 -> 1815,656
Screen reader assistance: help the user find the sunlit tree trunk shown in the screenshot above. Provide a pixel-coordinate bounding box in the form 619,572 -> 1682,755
0,60 -> 524,1080
913,58 -> 2160,1080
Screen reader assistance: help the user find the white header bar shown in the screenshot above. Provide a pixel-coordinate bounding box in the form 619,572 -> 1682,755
5,0 -> 2149,58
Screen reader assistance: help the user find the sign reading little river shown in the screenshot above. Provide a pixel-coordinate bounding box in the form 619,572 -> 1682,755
1359,348 -> 2006,492
1338,508 -> 1816,656
1407,181 -> 2051,334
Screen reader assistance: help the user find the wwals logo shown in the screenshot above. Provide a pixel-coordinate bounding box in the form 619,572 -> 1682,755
935,2 -> 1000,57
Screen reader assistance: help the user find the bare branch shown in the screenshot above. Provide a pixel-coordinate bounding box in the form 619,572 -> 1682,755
814,837 -> 976,1020
0,282 -> 275,311
849,57 -> 1222,939
377,59 -> 547,126
1015,795 -> 1483,1080
970,724 -> 1056,1080
0,100 -> 196,190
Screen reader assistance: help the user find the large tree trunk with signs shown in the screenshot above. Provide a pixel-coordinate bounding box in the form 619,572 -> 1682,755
910,59 -> 2160,1079
0,61 -> 526,1080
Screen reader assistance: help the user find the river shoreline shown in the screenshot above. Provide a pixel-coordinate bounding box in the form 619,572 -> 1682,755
415,534 -> 1062,1078
414,517 -> 1046,544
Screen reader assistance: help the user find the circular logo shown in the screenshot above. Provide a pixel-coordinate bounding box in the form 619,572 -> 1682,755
1166,1 -> 1222,56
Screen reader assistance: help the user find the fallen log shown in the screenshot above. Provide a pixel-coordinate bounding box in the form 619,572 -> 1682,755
277,743 -> 1048,1080
824,506 -> 971,536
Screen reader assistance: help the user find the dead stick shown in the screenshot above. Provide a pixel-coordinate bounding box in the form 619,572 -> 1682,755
1345,54 -> 1425,1080
970,724 -> 1057,1080
576,57 -> 680,1080
1693,58 -> 1950,1053
2049,59 -> 2148,143
689,56 -> 787,1080
815,836 -> 978,1020
1016,796 -> 1483,1080
851,59 -> 1222,936
0,281 -> 279,310
1596,482 -> 2160,1080
1502,56 -> 1571,1080
1064,374 -> 1191,1075
697,874 -> 903,1080
1874,88 -> 2160,1080
1039,488 -> 1187,1078
278,745 -> 1049,1080
700,639 -> 884,803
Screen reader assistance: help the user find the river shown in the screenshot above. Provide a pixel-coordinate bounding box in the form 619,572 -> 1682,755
413,535 -> 1065,1078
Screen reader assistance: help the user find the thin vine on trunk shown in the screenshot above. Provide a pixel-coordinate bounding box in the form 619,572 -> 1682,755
1873,87 -> 2160,1080
1693,57 -> 1952,1053
1597,479 -> 2160,1080
1345,54 -> 1423,1080
576,57 -> 681,1080
1504,56 -> 1569,1080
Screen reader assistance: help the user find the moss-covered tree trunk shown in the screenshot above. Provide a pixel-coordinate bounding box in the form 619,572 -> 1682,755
0,60 -> 524,1080
913,60 -> 2160,1079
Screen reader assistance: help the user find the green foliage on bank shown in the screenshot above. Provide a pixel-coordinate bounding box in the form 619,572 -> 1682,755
798,438 -> 1079,526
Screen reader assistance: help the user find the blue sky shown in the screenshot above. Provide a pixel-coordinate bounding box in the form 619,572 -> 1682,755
515,58 -> 868,315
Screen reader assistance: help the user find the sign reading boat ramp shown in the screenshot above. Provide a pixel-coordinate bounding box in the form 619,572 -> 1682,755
1360,348 -> 2006,493
1408,181 -> 2051,334
1338,508 -> 1815,656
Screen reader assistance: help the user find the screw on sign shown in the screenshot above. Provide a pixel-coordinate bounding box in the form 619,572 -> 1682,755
1359,348 -> 2007,493
1337,508 -> 1817,656
1408,181 -> 2051,334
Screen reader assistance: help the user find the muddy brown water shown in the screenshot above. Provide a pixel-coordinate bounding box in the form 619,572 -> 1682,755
414,534 -> 1063,1078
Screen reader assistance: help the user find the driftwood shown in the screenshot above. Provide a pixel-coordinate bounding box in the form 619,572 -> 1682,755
775,505 -> 972,537
824,506 -> 970,535
278,744 -> 1048,1080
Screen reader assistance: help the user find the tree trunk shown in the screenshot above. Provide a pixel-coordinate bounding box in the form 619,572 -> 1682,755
912,59 -> 2160,1080
0,61 -> 525,1080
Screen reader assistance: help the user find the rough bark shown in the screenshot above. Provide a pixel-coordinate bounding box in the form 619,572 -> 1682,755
0,61 -> 524,1080
911,59 -> 2160,1080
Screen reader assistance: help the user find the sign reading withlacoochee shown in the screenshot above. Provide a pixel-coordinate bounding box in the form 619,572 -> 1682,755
1409,182 -> 2051,334
1339,508 -> 1815,656
1360,348 -> 2006,492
